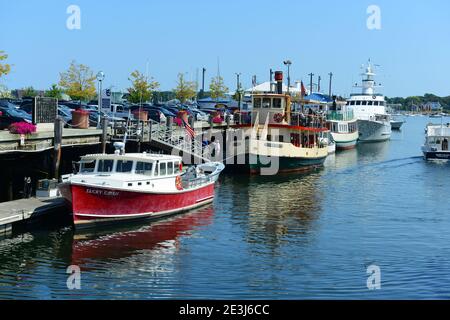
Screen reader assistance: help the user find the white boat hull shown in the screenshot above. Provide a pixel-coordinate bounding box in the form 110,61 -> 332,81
357,119 -> 391,142
330,131 -> 359,150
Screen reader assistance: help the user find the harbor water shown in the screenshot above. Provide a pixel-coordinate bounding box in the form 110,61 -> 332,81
1,116 -> 450,299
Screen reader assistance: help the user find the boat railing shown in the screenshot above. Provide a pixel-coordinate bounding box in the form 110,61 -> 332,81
182,172 -> 217,189
327,111 -> 354,121
233,110 -> 327,129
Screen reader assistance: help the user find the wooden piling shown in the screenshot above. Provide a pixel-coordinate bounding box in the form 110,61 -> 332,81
53,116 -> 63,180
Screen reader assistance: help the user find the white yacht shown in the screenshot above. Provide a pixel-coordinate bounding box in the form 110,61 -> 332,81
422,121 -> 450,160
347,61 -> 391,142
327,98 -> 359,150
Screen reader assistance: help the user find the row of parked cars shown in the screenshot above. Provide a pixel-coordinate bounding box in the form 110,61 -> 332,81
0,98 -> 233,130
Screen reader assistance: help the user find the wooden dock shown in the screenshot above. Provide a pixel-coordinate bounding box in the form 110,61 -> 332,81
0,197 -> 68,235
0,127 -> 103,154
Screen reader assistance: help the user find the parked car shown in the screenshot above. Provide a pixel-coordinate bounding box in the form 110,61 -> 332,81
0,107 -> 33,130
88,110 -> 125,127
130,105 -> 176,122
58,105 -> 73,124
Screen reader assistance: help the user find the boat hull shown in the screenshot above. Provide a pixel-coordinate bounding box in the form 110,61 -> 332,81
330,132 -> 359,150
390,121 -> 404,130
422,151 -> 450,160
357,119 -> 391,142
59,183 -> 216,228
248,154 -> 327,174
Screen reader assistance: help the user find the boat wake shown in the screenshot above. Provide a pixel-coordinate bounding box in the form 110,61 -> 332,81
326,156 -> 423,177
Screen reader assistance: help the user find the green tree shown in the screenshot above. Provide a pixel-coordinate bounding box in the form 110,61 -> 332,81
22,86 -> 37,98
127,70 -> 159,104
59,61 -> 96,101
173,73 -> 196,103
0,84 -> 12,98
0,50 -> 11,78
209,76 -> 229,101
45,84 -> 63,99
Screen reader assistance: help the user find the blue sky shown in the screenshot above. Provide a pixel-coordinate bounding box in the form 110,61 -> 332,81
1,0 -> 449,97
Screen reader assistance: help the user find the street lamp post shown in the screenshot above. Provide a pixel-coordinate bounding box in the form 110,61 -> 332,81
283,60 -> 292,94
235,72 -> 241,110
308,73 -> 314,95
328,72 -> 333,98
200,67 -> 206,99
96,71 -> 105,128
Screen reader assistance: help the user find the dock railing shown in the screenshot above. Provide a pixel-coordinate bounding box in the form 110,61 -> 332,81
111,118 -> 211,162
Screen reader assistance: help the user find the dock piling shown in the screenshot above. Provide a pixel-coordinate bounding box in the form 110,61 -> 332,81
53,116 -> 63,180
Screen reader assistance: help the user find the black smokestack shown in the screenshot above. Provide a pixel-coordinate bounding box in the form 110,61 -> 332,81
274,71 -> 283,94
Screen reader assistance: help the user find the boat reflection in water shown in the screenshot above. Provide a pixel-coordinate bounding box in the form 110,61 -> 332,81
324,147 -> 358,171
70,206 -> 214,266
225,172 -> 325,251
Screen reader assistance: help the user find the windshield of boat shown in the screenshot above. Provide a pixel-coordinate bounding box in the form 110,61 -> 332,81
80,159 -> 96,173
116,160 -> 133,173
136,161 -> 153,175
97,159 -> 114,173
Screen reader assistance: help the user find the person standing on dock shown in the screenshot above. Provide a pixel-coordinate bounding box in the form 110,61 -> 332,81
210,136 -> 221,160
23,176 -> 32,199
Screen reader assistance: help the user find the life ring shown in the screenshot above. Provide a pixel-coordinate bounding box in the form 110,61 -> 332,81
372,95 -> 377,99
273,113 -> 284,123
175,175 -> 183,190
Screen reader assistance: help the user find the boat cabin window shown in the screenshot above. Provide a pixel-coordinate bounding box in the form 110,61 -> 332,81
80,160 -> 96,173
362,101 -> 367,106
262,98 -> 271,108
167,162 -> 174,175
350,101 -> 355,105
116,160 -> 133,173
160,162 -> 167,175
253,98 -> 262,108
368,101 -> 373,106
136,161 -> 153,175
356,101 -> 361,105
273,98 -> 282,109
174,161 -> 181,174
97,159 -> 114,173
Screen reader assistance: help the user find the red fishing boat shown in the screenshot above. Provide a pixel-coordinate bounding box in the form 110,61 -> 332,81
58,145 -> 224,229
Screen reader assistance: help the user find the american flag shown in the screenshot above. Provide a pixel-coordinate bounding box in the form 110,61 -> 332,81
301,81 -> 307,97
182,118 -> 195,139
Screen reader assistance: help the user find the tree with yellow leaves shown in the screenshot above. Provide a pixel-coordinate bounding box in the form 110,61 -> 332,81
174,73 -> 196,103
209,76 -> 228,101
0,51 -> 11,78
127,70 -> 159,104
59,61 -> 96,101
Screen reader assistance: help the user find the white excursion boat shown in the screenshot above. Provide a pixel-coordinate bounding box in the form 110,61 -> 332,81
347,61 -> 391,142
422,121 -> 450,160
58,143 -> 225,228
327,98 -> 359,150
232,71 -> 329,174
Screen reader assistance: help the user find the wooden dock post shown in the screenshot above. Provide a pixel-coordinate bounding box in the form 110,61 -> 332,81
53,116 -> 63,180
101,116 -> 108,154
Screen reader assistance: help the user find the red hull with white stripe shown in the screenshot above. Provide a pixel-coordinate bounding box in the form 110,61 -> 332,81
60,183 -> 215,228
58,152 -> 224,229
